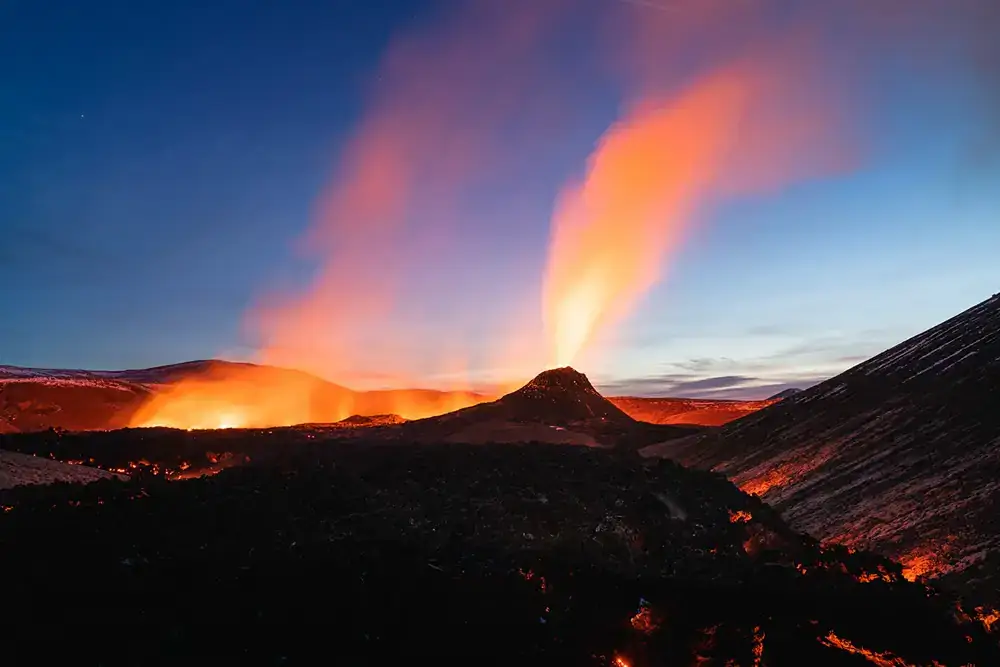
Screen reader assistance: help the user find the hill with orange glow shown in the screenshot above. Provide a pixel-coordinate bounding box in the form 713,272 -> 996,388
644,293 -> 1000,605
395,367 -> 702,448
0,360 -> 490,431
608,396 -> 777,427
0,361 -> 772,433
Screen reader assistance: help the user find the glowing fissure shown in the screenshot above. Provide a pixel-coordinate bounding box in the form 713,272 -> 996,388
819,631 -> 916,667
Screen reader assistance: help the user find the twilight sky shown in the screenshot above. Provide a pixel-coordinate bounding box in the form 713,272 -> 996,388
1,0 -> 998,399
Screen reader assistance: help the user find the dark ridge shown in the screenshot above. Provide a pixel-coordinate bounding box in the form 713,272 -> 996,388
646,293 -> 1000,605
768,388 -> 803,400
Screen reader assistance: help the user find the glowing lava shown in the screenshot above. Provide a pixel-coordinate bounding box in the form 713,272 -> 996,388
819,631 -> 916,667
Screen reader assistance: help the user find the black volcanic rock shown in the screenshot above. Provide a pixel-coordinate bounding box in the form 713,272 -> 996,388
1,441 -> 996,664
644,293 -> 1000,604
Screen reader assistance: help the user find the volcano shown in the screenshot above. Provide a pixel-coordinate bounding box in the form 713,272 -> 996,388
644,293 -> 1000,605
463,367 -> 634,425
400,367 -> 699,448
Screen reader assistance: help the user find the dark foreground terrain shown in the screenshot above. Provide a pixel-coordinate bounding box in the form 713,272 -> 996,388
2,442 -> 997,665
1,359 -> 772,434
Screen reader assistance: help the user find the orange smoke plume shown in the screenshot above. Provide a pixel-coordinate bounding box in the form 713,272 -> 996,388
542,43 -> 856,367
250,0 -> 570,389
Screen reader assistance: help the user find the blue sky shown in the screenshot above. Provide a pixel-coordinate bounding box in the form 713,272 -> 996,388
1,0 -> 997,398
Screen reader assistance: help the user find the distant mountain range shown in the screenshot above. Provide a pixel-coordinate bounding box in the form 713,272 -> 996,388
0,359 -> 776,432
644,293 -> 1000,605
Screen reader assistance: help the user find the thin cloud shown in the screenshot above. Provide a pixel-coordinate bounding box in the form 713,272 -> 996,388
596,372 -> 824,399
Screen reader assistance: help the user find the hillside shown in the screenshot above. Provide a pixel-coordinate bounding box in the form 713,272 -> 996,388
609,397 -> 776,426
1,360 -> 482,430
1,360 -> 776,433
400,368 -> 699,448
0,449 -> 126,489
0,374 -> 152,432
643,293 -> 1000,603
1,440 -> 996,664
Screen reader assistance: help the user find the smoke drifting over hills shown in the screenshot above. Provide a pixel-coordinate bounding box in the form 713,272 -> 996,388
247,0 -> 998,390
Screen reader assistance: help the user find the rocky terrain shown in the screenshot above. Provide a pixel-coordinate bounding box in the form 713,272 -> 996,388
0,449 -> 126,489
2,441 -> 995,665
644,293 -> 1000,606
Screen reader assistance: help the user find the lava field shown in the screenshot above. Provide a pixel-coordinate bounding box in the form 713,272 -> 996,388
2,440 -> 997,665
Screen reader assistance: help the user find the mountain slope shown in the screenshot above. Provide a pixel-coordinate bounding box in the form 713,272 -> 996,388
768,388 -> 802,400
644,293 -> 1000,602
609,397 -> 775,426
401,367 -> 700,447
0,375 -> 152,432
0,449 -> 127,489
1,361 -> 481,430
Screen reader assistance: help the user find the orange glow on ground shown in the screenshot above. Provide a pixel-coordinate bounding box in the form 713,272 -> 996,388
739,470 -> 791,497
898,549 -> 948,583
752,626 -> 765,667
819,631 -> 916,666
975,607 -> 999,633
